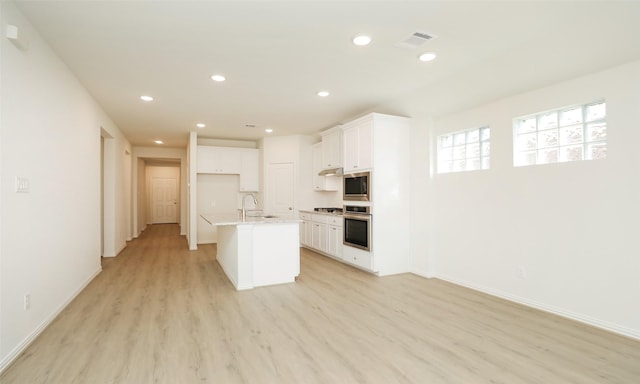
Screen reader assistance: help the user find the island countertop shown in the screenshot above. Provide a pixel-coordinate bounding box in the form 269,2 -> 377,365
200,213 -> 301,226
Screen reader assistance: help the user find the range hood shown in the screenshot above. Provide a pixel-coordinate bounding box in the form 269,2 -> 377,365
318,167 -> 343,176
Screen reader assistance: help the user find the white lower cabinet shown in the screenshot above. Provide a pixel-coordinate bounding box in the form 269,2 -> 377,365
311,221 -> 327,252
299,213 -> 312,247
300,212 -> 342,259
342,245 -> 373,271
326,216 -> 343,259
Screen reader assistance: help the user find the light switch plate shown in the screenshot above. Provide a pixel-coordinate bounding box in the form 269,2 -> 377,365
15,176 -> 30,193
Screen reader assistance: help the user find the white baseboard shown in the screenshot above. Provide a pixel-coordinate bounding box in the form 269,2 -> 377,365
411,268 -> 435,279
0,267 -> 102,374
436,274 -> 640,341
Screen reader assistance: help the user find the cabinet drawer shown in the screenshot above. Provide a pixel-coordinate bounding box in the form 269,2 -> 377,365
343,246 -> 373,271
312,214 -> 328,224
327,216 -> 343,226
300,213 -> 313,221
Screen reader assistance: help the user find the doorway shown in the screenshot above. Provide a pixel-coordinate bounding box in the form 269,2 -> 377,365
267,162 -> 295,217
100,128 -> 115,257
151,177 -> 178,223
142,161 -> 181,228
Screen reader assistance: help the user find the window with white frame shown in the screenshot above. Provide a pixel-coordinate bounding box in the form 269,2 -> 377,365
513,101 -> 606,166
437,126 -> 490,173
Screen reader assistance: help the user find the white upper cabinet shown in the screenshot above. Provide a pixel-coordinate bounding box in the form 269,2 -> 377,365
312,143 -> 339,191
342,119 -> 372,173
197,145 -> 260,191
197,146 -> 241,174
320,127 -> 342,169
239,148 -> 259,192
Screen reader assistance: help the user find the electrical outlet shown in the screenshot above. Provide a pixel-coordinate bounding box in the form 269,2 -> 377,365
24,293 -> 31,310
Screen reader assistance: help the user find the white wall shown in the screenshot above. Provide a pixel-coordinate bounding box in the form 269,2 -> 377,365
409,116 -> 435,278
424,61 -> 640,338
196,174 -> 240,244
0,2 -> 131,370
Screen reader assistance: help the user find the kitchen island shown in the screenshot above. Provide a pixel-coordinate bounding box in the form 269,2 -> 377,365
201,214 -> 301,290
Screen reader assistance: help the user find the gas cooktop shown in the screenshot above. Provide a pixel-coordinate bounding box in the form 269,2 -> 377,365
313,207 -> 343,214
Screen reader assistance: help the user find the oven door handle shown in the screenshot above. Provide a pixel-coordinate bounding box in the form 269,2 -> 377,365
343,213 -> 371,221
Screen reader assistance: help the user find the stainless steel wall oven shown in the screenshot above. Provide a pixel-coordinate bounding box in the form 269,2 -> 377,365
343,205 -> 372,251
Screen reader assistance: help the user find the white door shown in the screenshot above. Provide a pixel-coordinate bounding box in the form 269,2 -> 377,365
152,177 -> 178,223
267,162 -> 295,218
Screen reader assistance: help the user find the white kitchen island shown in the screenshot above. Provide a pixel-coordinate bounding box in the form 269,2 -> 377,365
201,214 -> 301,290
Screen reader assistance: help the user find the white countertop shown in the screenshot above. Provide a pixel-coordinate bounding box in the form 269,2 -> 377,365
200,213 -> 301,226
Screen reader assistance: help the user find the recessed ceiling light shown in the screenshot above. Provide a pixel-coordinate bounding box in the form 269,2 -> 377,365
140,95 -> 154,102
265,128 -> 273,133
154,140 -> 164,144
418,52 -> 437,62
211,74 -> 226,82
353,35 -> 371,46
317,91 -> 330,97
196,123 -> 206,128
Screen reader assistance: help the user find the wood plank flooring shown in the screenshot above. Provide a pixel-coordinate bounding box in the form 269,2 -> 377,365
1,223 -> 639,383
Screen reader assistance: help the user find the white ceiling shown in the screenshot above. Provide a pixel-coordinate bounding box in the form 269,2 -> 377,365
14,1 -> 640,148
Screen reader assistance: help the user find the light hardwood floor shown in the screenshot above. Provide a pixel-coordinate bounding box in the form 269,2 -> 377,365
1,224 -> 639,383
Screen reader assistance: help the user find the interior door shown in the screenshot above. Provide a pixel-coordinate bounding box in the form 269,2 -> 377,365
267,162 -> 295,218
151,177 -> 178,223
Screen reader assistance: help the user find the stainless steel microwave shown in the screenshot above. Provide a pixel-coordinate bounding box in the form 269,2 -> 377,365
343,172 -> 370,201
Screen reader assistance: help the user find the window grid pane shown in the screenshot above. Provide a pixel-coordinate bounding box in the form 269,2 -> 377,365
438,127 -> 490,174
513,101 -> 606,167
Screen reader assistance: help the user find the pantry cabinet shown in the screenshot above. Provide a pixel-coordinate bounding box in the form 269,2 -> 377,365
342,113 -> 412,276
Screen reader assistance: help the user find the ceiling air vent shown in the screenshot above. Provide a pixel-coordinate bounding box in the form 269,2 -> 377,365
397,31 -> 436,49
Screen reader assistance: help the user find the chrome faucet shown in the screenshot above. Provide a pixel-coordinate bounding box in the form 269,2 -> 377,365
242,193 -> 257,221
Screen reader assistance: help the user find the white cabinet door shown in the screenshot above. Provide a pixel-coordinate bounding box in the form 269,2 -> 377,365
357,123 -> 373,170
299,220 -> 310,247
311,222 -> 327,252
299,213 -> 313,247
240,149 -> 259,192
342,127 -> 359,174
197,146 -> 242,174
312,143 -> 338,191
342,122 -> 373,173
321,129 -> 342,169
327,224 -> 342,258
